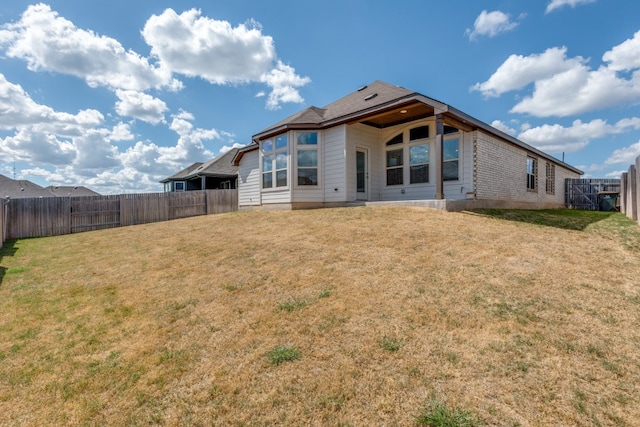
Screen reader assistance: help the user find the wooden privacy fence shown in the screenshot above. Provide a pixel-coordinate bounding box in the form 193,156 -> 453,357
1,189 -> 238,241
565,178 -> 621,210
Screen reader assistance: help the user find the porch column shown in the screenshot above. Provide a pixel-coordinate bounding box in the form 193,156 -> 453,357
201,175 -> 206,190
435,114 -> 444,199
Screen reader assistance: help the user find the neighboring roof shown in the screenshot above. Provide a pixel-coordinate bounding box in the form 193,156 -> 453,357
160,148 -> 239,183
45,186 -> 101,197
241,80 -> 582,174
0,174 -> 100,198
0,174 -> 51,199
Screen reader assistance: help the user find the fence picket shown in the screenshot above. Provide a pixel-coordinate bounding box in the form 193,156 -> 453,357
0,189 -> 237,242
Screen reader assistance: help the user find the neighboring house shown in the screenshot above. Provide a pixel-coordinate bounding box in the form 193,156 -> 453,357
232,81 -> 582,211
0,174 -> 100,199
45,185 -> 101,197
161,148 -> 239,192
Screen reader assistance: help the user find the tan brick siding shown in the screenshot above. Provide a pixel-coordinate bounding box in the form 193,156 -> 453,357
475,131 -> 580,206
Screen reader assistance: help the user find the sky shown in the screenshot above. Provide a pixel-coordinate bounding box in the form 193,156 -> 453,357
1,0 -> 639,194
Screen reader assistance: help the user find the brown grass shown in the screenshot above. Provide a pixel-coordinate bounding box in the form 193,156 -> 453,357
1,206 -> 639,426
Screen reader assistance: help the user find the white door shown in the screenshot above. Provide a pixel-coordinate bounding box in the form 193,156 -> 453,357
356,148 -> 368,200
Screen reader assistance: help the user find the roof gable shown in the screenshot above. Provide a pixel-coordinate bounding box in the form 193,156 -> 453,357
160,148 -> 239,183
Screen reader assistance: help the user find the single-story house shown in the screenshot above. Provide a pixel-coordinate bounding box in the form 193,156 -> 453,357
232,81 -> 582,211
161,148 -> 239,192
0,174 -> 100,199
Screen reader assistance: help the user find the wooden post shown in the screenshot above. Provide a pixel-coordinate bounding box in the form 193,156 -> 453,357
620,172 -> 627,214
628,165 -> 637,221
636,156 -> 640,225
435,114 -> 444,200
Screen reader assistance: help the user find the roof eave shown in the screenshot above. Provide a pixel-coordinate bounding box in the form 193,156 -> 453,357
445,106 -> 583,175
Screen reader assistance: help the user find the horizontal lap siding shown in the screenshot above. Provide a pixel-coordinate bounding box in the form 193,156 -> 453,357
238,150 -> 261,207
323,127 -> 346,203
377,121 -> 473,201
346,124 -> 381,201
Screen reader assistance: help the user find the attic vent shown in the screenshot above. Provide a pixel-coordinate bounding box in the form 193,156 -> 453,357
364,93 -> 378,101
357,85 -> 368,91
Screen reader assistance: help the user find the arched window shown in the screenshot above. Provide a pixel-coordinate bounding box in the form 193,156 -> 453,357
384,126 -> 430,186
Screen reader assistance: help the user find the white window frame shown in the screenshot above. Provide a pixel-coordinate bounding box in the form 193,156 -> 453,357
261,134 -> 289,191
384,125 -> 432,187
443,135 -> 460,182
295,131 -> 321,187
527,156 -> 538,191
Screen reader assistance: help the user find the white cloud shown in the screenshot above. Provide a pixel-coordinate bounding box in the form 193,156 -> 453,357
604,140 -> 640,165
603,30 -> 640,72
0,73 -> 103,132
108,122 -> 135,142
260,61 -> 311,110
142,8 -> 310,110
473,34 -> 640,117
115,90 -> 168,124
466,10 -> 519,41
490,120 -> 517,136
0,3 -> 181,92
220,142 -> 244,154
0,128 -> 76,165
142,8 -> 275,84
546,0 -> 596,14
516,117 -> 640,153
471,47 -> 585,97
510,65 -> 640,117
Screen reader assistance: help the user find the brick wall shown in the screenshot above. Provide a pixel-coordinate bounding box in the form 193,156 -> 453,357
474,131 -> 580,207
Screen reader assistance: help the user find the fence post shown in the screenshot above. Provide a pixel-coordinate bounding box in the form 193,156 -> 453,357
628,165 -> 637,221
620,173 -> 627,214
636,156 -> 640,225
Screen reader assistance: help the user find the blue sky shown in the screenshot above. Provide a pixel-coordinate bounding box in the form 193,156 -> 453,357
1,0 -> 639,193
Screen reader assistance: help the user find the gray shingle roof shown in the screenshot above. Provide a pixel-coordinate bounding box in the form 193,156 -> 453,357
44,186 -> 101,197
243,80 -> 582,175
257,81 -> 415,136
160,148 -> 239,183
0,174 -> 100,198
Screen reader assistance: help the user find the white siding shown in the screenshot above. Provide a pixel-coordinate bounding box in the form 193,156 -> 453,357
345,124 -> 381,201
238,150 -> 260,207
323,126 -> 347,202
372,119 -> 473,201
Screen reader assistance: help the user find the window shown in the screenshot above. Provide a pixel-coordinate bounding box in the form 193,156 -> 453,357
410,126 -> 429,141
443,138 -> 459,181
410,144 -> 429,183
545,162 -> 555,194
385,127 -> 432,186
526,156 -> 537,190
386,148 -> 404,185
262,135 -> 288,189
174,181 -> 185,191
297,132 -> 318,186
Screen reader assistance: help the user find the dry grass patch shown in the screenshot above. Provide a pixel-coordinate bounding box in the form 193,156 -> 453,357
1,207 -> 639,425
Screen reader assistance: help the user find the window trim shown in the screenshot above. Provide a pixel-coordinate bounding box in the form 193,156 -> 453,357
261,134 -> 289,191
384,125 -> 434,187
409,143 -> 429,184
295,131 -> 320,187
526,156 -> 538,191
443,136 -> 460,182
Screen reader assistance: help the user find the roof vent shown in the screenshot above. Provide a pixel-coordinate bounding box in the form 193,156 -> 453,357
364,93 -> 378,101
357,85 -> 368,91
